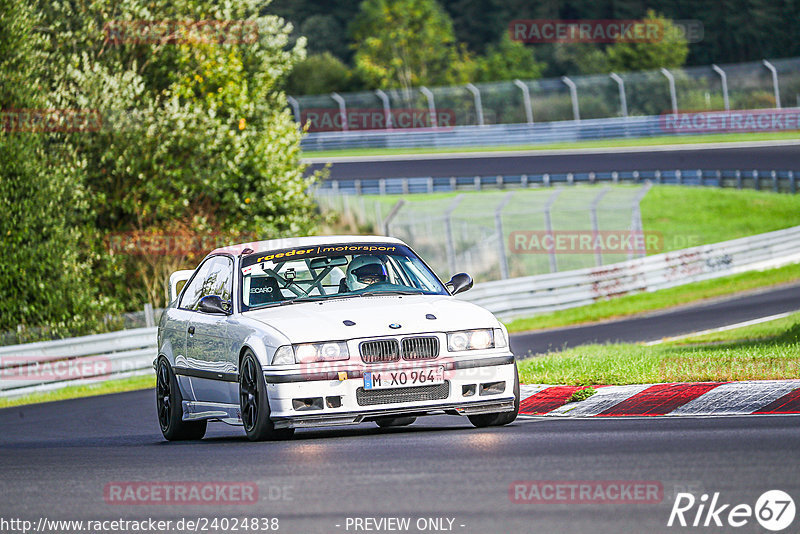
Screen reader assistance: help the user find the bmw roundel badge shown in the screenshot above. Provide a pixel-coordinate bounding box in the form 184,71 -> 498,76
389,323 -> 401,329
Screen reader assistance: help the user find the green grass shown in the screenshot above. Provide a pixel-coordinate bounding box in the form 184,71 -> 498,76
641,186 -> 800,253
0,374 -> 155,409
304,131 -> 800,159
518,312 -> 800,385
506,262 -> 800,333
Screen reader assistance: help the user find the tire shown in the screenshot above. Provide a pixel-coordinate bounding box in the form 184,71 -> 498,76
375,416 -> 417,428
156,357 -> 207,441
468,364 -> 520,428
239,350 -> 294,442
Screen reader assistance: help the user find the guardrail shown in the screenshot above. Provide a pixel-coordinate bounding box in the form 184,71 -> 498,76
302,115 -> 668,151
459,225 -> 800,320
0,327 -> 156,398
319,168 -> 800,195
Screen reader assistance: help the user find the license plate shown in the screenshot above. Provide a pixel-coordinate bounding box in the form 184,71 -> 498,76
363,366 -> 444,390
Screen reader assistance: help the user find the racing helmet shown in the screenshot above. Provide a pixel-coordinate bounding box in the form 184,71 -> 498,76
346,255 -> 388,290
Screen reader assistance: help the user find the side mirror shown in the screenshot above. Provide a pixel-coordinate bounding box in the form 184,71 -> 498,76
446,273 -> 473,295
197,295 -> 233,315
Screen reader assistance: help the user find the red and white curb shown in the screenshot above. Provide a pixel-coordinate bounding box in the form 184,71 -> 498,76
518,380 -> 800,417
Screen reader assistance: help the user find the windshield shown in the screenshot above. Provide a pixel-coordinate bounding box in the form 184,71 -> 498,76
240,243 -> 448,310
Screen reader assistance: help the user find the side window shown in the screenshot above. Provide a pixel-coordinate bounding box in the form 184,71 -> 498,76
179,256 -> 234,311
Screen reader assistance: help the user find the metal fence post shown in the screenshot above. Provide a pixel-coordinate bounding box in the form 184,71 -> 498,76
590,187 -> 611,267
609,73 -> 628,118
561,76 -> 580,121
494,192 -> 514,279
382,199 -> 406,236
544,189 -> 563,272
465,83 -> 485,126
629,182 -> 652,260
660,68 -> 678,114
444,195 -> 464,275
711,64 -> 730,111
144,303 -> 155,328
287,96 -> 302,129
374,89 -> 393,129
513,79 -> 534,124
331,92 -> 348,131
420,86 -> 437,127
762,59 -> 782,109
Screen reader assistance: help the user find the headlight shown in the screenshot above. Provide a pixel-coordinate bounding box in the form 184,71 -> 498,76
494,327 -> 508,349
272,342 -> 350,364
447,329 -> 495,351
271,345 -> 294,365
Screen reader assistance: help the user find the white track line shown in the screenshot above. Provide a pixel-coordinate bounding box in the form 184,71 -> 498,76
644,311 -> 797,346
303,139 -> 800,164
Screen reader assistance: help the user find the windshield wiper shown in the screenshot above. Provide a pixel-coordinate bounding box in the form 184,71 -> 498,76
359,290 -> 423,297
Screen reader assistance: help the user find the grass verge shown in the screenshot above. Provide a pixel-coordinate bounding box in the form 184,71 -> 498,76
304,131 -> 800,159
0,374 -> 155,409
517,312 -> 800,385
505,262 -> 800,333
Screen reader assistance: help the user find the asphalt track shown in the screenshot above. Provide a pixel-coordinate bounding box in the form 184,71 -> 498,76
2,284 -> 800,533
307,141 -> 800,180
508,281 -> 800,357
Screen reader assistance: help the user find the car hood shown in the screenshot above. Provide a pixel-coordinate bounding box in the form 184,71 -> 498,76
243,294 -> 499,343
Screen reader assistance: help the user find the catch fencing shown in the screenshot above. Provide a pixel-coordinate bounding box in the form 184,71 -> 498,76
318,185 -> 650,282
292,57 -> 800,150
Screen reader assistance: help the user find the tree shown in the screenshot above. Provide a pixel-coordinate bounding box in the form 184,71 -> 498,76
604,10 -> 689,72
0,0 -> 109,338
35,0 -> 322,309
286,53 -> 357,96
349,0 -> 469,91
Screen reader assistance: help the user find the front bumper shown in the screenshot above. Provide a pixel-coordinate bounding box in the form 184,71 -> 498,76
265,353 -> 517,429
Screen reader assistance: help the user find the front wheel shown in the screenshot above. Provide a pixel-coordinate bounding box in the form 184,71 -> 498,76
468,364 -> 520,428
239,351 -> 294,442
156,358 -> 207,441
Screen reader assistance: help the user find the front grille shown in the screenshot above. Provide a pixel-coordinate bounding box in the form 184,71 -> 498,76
356,381 -> 450,406
360,339 -> 400,363
401,336 -> 439,360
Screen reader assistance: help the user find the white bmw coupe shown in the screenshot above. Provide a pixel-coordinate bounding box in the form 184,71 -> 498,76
156,235 -> 519,441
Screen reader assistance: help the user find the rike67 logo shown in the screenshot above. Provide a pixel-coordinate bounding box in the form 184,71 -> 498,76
668,490 -> 795,531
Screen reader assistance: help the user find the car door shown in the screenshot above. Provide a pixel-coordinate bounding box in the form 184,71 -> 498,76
184,255 -> 236,405
173,258 -> 218,402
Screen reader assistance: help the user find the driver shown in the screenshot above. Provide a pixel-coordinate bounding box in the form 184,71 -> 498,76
345,255 -> 388,291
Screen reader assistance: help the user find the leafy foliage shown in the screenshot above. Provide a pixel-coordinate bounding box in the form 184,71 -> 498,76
605,11 -> 689,72
349,0 -> 470,91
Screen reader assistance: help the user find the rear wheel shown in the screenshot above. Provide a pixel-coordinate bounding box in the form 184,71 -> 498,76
156,358 -> 207,441
239,351 -> 294,441
468,364 -> 520,428
375,416 -> 417,428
